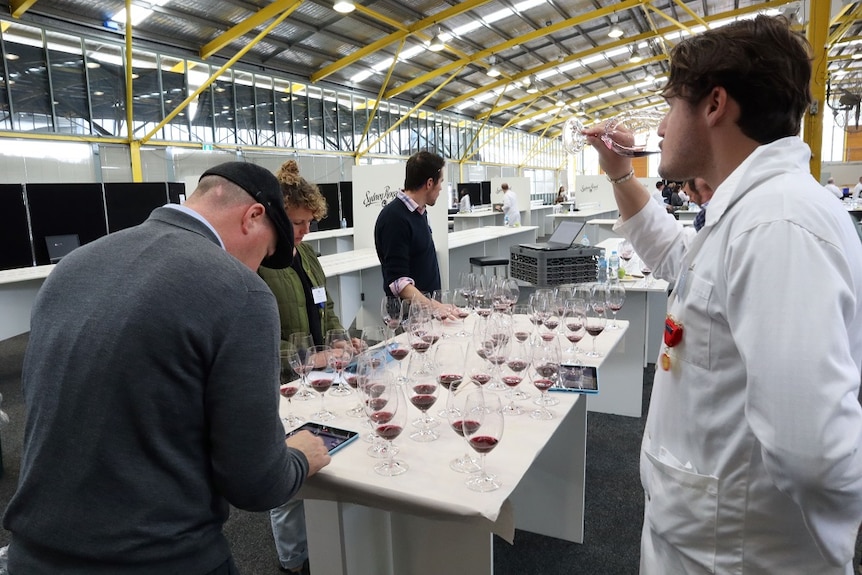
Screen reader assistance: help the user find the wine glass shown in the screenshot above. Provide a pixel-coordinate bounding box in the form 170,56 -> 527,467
501,337 -> 531,415
473,275 -> 493,318
345,349 -> 382,418
445,289 -> 472,337
381,296 -> 405,338
562,109 -> 664,156
464,392 -> 505,493
511,305 -> 533,342
606,283 -> 626,329
446,381 -> 483,473
406,316 -> 434,376
326,329 -> 354,397
530,339 -> 561,419
466,340 -> 493,388
279,349 -> 304,427
406,356 -> 440,442
590,282 -> 608,317
584,306 -> 607,358
368,380 -> 409,476
288,332 -> 316,401
361,370 -> 398,459
360,325 -> 388,358
619,239 -> 635,275
571,283 -> 592,315
561,305 -> 587,355
306,345 -> 335,421
483,313 -> 510,391
434,340 -> 465,416
539,304 -> 561,342
640,259 -> 653,287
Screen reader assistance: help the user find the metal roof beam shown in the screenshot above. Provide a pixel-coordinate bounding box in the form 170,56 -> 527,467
200,0 -> 304,60
10,0 -> 39,19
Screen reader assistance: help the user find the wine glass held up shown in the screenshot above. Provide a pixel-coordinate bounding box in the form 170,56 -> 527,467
464,392 -> 505,493
562,110 -> 664,157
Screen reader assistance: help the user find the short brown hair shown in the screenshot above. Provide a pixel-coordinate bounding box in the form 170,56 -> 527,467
276,160 -> 328,221
662,15 -> 811,144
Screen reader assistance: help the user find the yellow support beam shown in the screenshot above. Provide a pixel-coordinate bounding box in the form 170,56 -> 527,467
386,0 -> 646,101
827,2 -> 861,46
10,0 -> 39,19
125,0 -> 140,181
142,9 -> 294,144
200,0 -> 303,60
355,38 -> 406,159
805,0 -> 831,179
311,0 -> 492,83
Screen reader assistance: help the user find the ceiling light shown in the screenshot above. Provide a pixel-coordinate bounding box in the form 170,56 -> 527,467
853,52 -> 862,61
333,0 -> 355,14
629,47 -> 642,63
93,91 -> 104,96
608,14 -> 624,39
556,98 -> 566,108
86,61 -> 101,69
428,28 -> 445,52
487,55 -> 501,78
5,54 -> 19,61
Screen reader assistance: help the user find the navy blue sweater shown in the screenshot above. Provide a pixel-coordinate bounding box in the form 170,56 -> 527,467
374,199 -> 441,297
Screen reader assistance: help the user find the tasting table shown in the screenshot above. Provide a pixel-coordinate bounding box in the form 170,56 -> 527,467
280,315 -> 629,575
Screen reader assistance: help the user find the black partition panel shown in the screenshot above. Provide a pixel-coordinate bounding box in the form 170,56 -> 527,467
317,183 -> 340,231
168,182 -> 186,204
104,182 -> 169,233
458,182 -> 481,208
0,184 -> 34,270
480,181 -> 492,206
339,181 -> 353,228
26,183 -> 108,266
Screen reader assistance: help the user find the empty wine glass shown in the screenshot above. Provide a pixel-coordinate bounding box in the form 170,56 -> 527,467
288,332 -> 316,401
381,296 -> 405,338
562,109 -> 664,156
464,392 -> 504,492
279,349 -> 304,427
326,328 -> 354,397
306,345 -> 335,421
369,380 -> 409,476
360,325 -> 388,359
607,283 -> 626,329
446,381 -> 483,473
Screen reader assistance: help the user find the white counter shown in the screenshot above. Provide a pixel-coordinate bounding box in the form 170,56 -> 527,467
0,265 -> 54,340
304,227 -> 354,256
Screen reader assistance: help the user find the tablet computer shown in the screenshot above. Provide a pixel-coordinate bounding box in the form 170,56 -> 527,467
550,363 -> 599,394
286,422 -> 359,455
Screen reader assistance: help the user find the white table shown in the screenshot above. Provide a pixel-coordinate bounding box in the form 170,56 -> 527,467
319,248 -> 381,330
451,210 -> 504,231
282,316 -> 629,575
529,205 -> 556,236
0,265 -> 54,340
547,207 -> 619,234
448,226 -> 538,281
674,208 -> 699,223
597,238 -> 669,373
304,228 -> 354,256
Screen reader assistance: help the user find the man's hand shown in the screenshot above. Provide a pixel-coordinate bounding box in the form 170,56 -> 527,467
285,430 -> 331,477
583,124 -> 632,182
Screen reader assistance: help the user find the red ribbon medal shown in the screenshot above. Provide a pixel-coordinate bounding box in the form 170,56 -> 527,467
661,315 -> 683,371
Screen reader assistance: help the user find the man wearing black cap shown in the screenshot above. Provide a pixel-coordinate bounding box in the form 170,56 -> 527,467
3,161 -> 331,574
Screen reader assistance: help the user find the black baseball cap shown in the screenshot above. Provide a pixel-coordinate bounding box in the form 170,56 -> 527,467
200,162 -> 294,269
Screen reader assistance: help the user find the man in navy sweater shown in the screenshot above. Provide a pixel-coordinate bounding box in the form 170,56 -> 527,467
374,150 -> 448,312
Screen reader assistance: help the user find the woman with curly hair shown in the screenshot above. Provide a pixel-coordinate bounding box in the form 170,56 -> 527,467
258,160 -> 359,574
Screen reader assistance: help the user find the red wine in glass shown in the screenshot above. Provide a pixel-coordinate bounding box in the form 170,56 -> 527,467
471,373 -> 491,386
370,409 -> 393,425
310,377 -> 332,393
533,377 -> 554,392
410,384 -> 438,411
452,418 -> 481,438
468,435 -> 499,454
501,375 -> 522,388
388,347 -> 409,361
280,384 -> 298,399
376,423 -> 403,441
411,341 -> 431,353
438,373 -> 463,390
507,359 -> 527,372
514,331 -> 530,342
586,324 -> 605,337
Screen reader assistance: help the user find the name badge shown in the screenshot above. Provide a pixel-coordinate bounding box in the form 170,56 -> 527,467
312,286 -> 327,305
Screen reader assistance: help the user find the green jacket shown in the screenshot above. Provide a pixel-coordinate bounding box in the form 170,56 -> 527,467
258,242 -> 344,347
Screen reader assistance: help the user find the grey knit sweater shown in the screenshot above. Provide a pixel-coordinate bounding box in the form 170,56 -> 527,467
3,207 -> 308,574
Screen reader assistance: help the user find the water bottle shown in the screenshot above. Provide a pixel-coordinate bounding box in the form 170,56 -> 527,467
340,218 -> 347,229
597,255 -> 607,283
580,234 -> 591,247
609,250 -> 621,281
504,215 -> 509,227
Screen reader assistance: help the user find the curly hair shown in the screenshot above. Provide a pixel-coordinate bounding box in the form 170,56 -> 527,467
275,160 -> 328,220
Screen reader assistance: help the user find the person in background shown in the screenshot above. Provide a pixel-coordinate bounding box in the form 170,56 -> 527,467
3,162 -> 331,574
258,159 -> 359,575
586,15 -> 862,574
374,150 -> 449,313
682,177 -> 714,232
458,187 -> 472,213
651,180 -> 667,206
824,177 -> 843,199
853,176 -> 862,198
554,185 -> 567,204
497,182 -> 521,226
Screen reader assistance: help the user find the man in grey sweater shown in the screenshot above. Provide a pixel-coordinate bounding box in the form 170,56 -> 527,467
3,162 -> 330,574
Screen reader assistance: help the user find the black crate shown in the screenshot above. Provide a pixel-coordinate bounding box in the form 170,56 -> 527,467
510,245 -> 602,287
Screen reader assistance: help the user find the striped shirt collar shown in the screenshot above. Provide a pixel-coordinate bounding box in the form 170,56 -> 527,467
396,189 -> 425,215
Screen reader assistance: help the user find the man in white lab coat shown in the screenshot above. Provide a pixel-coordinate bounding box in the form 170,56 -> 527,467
586,15 -> 862,575
498,183 -> 520,226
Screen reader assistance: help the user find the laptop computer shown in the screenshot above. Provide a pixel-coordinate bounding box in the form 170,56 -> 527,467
46,234 -> 81,264
519,220 -> 585,251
